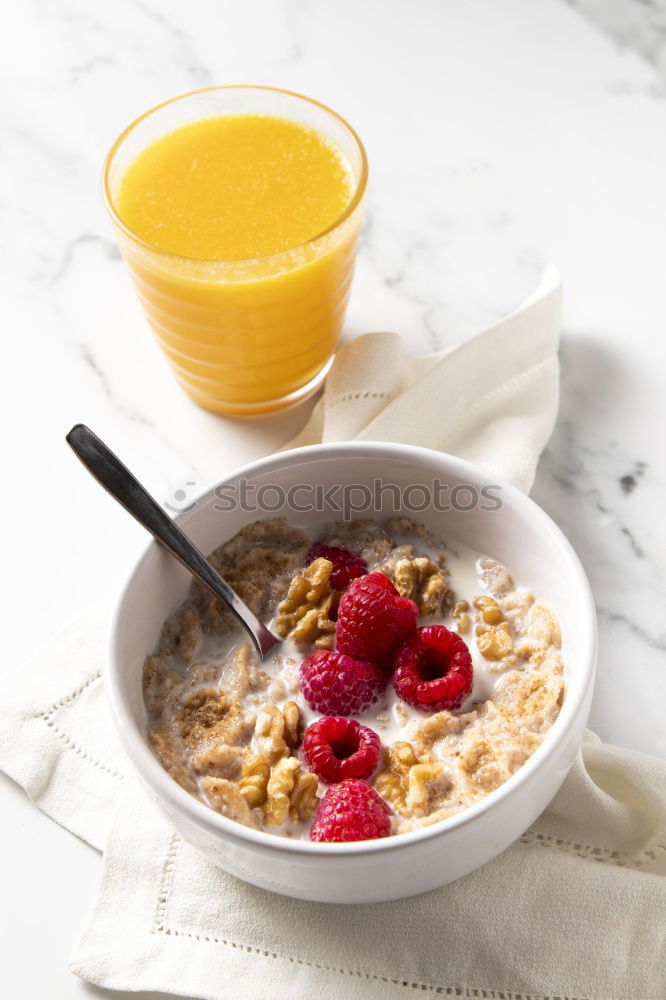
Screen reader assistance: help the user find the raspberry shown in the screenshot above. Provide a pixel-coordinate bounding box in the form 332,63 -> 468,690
392,625 -> 473,712
310,778 -> 393,842
336,573 -> 418,661
304,544 -> 368,591
302,716 -> 381,783
300,650 -> 386,715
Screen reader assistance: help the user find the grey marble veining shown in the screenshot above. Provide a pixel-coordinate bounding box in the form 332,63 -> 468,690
532,335 -> 666,754
567,0 -> 666,83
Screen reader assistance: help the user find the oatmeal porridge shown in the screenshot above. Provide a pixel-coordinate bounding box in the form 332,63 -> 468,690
142,517 -> 564,841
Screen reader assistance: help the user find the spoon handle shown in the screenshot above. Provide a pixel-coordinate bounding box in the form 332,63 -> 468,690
66,424 -> 279,659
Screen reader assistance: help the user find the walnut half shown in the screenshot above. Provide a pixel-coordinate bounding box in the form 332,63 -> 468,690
473,596 -> 514,664
274,558 -> 338,649
476,621 -> 514,662
263,757 -> 319,826
391,557 -> 452,616
253,701 -> 302,764
239,752 -> 271,807
374,742 -> 446,818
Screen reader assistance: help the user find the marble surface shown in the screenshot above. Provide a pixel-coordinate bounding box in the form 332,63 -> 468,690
1,0 -> 665,996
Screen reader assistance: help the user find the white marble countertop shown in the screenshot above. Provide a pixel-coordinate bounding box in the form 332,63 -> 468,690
2,0 -> 665,996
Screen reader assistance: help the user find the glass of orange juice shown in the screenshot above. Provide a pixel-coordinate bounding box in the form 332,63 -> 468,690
103,86 -> 367,416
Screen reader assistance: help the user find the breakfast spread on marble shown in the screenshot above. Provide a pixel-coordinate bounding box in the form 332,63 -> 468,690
143,517 -> 564,842
105,90 -> 566,845
8,6 -> 660,994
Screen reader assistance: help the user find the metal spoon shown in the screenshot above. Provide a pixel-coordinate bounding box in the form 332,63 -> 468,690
66,424 -> 280,659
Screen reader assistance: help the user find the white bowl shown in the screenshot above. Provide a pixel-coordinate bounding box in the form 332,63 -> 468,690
106,443 -> 596,903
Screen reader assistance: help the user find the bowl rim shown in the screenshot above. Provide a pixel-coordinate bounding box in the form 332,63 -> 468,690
106,441 -> 597,856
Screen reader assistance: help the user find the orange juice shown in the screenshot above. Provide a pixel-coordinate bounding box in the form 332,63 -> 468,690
104,88 -> 366,415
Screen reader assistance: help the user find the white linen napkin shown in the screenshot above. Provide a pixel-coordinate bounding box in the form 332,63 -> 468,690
1,267 -> 665,1000
2,616 -> 665,1000
285,266 -> 561,493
